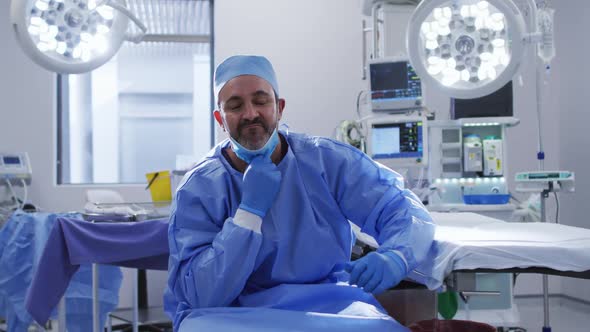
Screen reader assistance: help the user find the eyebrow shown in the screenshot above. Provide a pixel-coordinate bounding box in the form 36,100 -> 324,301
252,90 -> 273,99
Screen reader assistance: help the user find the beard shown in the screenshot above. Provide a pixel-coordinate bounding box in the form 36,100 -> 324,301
235,117 -> 274,150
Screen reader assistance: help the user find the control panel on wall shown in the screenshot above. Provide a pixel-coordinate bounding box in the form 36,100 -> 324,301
0,152 -> 32,185
428,119 -> 516,208
461,124 -> 503,178
434,123 -> 507,180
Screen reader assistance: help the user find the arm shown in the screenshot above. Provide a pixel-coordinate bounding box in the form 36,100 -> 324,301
325,141 -> 435,271
167,156 -> 281,309
167,174 -> 263,309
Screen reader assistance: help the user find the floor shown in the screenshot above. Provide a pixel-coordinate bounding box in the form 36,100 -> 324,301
512,296 -> 590,332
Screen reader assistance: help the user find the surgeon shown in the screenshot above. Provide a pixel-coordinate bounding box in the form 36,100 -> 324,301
165,55 -> 435,331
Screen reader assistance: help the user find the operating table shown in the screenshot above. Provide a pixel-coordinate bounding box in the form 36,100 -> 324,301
413,212 -> 590,289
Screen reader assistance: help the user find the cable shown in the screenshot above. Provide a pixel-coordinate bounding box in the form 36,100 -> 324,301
356,90 -> 368,121
413,166 -> 425,197
4,178 -> 27,210
509,192 -> 523,204
20,178 -> 28,210
337,121 -> 365,150
1,179 -> 19,219
358,113 -> 378,123
105,0 -> 148,43
331,125 -> 339,140
5,179 -> 18,207
553,191 -> 559,224
416,167 -> 424,190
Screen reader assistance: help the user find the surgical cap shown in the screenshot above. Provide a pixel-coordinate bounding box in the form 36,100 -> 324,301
214,55 -> 279,103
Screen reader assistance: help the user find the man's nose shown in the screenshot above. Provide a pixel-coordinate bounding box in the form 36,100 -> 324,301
242,102 -> 258,120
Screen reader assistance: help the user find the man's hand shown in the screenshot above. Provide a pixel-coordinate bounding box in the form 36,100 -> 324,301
345,251 -> 407,295
239,156 -> 282,218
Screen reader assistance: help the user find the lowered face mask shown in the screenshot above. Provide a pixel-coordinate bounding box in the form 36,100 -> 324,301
228,127 -> 279,164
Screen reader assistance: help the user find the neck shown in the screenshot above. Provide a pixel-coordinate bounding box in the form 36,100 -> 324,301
226,133 -> 285,173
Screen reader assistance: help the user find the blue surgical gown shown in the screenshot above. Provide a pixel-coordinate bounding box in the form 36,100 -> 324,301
166,130 -> 435,331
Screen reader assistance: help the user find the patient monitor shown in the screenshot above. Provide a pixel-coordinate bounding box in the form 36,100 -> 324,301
0,152 -> 32,185
366,115 -> 428,168
368,57 -> 423,111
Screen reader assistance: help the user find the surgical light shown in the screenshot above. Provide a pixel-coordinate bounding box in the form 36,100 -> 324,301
407,0 -> 527,99
10,0 -> 146,73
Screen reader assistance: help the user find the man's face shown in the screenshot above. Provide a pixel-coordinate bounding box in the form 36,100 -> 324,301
215,75 -> 284,150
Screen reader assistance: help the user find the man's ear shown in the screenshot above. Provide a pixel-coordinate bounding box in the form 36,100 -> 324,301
277,99 -> 286,120
213,110 -> 225,131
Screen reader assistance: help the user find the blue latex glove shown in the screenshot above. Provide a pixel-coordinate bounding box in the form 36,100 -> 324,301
239,156 -> 282,218
345,251 -> 407,295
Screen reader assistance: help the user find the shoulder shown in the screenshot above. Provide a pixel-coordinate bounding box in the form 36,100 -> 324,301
286,131 -> 399,184
286,131 -> 365,161
176,145 -> 230,194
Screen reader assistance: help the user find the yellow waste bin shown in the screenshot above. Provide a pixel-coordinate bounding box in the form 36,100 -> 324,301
145,171 -> 172,203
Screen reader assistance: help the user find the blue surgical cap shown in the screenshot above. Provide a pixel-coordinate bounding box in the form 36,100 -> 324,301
214,55 -> 279,103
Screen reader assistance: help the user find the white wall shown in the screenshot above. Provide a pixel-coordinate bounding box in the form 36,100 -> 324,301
215,0 -> 366,139
1,0 -> 588,309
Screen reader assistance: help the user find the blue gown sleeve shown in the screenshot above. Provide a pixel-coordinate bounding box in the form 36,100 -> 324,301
167,169 -> 263,310
323,140 -> 435,272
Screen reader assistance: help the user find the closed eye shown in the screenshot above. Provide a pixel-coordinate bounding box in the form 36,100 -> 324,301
253,98 -> 271,106
225,102 -> 242,111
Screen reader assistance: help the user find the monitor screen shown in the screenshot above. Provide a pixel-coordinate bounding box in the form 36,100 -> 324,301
451,81 -> 513,118
3,156 -> 21,165
371,121 -> 424,160
369,61 -> 422,106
